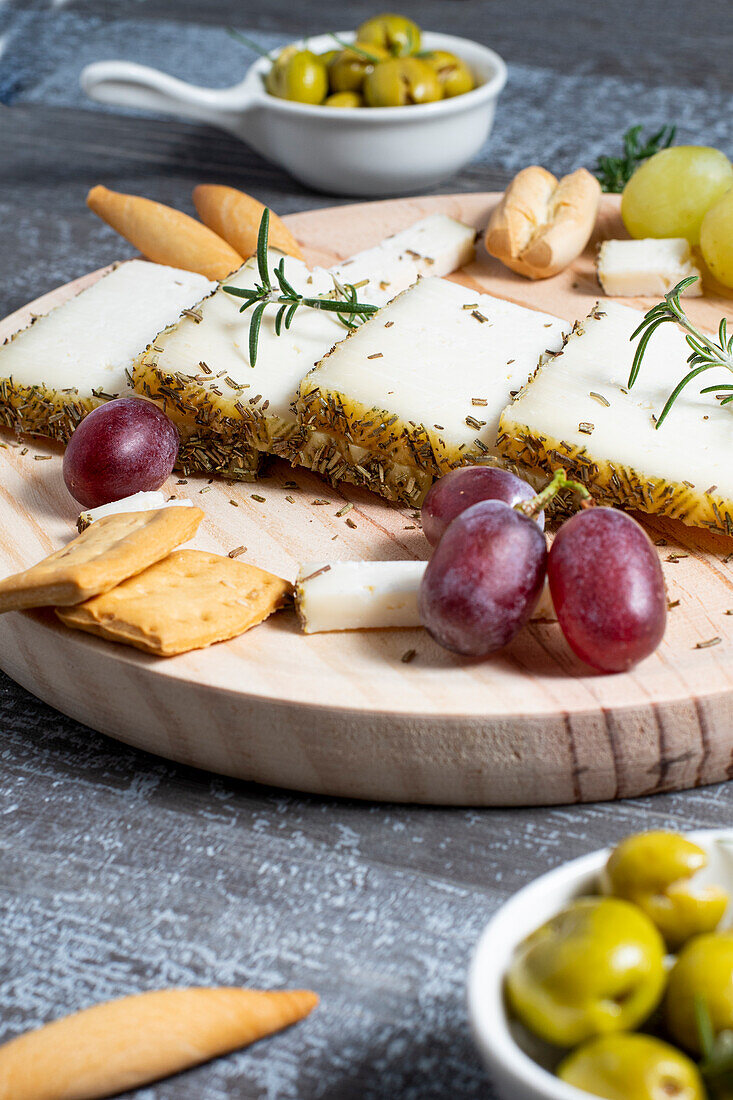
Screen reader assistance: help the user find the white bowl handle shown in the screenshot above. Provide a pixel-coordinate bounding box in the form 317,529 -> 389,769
80,60 -> 257,127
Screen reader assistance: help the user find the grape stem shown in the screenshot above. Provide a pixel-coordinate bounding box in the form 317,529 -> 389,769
516,469 -> 595,519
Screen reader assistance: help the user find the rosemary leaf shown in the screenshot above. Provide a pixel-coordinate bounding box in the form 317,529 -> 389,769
594,123 -> 677,193
629,276 -> 733,426
249,301 -> 267,366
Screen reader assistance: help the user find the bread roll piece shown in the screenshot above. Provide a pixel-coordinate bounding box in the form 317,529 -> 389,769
193,184 -> 304,262
485,166 -> 601,279
0,986 -> 318,1100
87,186 -> 243,280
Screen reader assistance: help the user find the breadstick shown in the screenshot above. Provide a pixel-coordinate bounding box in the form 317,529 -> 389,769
485,166 -> 601,279
0,986 -> 318,1100
193,184 -> 304,262
87,186 -> 243,280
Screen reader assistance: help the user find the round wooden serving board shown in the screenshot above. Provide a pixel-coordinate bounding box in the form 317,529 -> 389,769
2,193 -> 733,806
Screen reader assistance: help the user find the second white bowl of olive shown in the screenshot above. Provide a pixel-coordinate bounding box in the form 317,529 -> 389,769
468,830 -> 733,1100
80,29 -> 507,196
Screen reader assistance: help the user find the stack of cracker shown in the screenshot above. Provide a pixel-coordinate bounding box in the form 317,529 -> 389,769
0,507 -> 291,657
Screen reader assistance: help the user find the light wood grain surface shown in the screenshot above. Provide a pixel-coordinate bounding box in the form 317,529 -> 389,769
1,193 -> 732,806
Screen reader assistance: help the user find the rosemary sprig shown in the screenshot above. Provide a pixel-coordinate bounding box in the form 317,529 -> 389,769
329,34 -> 383,62
628,276 -> 733,428
226,27 -> 276,60
594,123 -> 677,193
222,208 -> 378,366
696,996 -> 733,1097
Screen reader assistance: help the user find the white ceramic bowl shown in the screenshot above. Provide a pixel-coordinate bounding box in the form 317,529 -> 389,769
467,829 -> 733,1100
80,31 -> 507,196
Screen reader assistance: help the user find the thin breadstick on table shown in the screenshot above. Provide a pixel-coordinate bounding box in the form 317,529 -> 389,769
87,185 -> 243,280
193,184 -> 304,261
0,986 -> 318,1100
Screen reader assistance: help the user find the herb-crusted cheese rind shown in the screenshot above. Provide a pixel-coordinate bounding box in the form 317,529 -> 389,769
0,261 -> 214,442
134,249 -> 348,470
295,277 -> 566,504
498,301 -> 733,534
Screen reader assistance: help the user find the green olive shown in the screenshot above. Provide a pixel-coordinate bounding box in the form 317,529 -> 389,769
605,831 -> 728,950
319,49 -> 341,68
356,12 -> 422,57
363,57 -> 443,107
324,91 -> 363,108
265,47 -> 328,104
422,49 -> 475,98
666,933 -> 733,1053
558,1034 -> 705,1100
506,897 -> 666,1047
328,43 -> 389,93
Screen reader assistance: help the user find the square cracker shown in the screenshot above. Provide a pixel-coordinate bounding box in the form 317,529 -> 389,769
56,550 -> 293,656
0,507 -> 203,613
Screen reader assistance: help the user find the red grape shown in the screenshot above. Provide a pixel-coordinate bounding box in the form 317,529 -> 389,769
548,508 -> 666,673
422,465 -> 543,546
418,500 -> 548,656
63,397 -> 179,508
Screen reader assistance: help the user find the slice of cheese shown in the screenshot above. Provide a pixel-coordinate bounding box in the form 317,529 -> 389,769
0,261 -> 214,442
77,491 -> 193,532
134,249 -> 348,467
296,559 -> 556,633
133,216 -> 476,479
597,238 -> 703,298
295,277 -> 566,506
296,560 -> 425,632
331,213 -> 476,308
498,300 -> 733,533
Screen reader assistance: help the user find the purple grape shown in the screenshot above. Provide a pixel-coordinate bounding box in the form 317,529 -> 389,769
418,499 -> 548,656
422,466 -> 543,546
63,397 -> 179,508
548,508 -> 666,673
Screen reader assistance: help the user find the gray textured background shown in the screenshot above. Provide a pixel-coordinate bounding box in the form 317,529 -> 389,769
1,1 -> 732,1096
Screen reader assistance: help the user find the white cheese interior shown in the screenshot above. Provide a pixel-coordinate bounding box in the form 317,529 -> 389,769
597,238 -> 702,298
301,276 -> 567,465
146,251 -> 347,427
1,261 -> 214,396
296,560 -> 556,632
331,214 -> 476,309
78,492 -> 193,530
503,301 -> 732,499
296,560 -> 425,633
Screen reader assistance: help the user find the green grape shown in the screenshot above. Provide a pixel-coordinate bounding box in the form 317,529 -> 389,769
621,146 -> 733,245
700,186 -> 733,288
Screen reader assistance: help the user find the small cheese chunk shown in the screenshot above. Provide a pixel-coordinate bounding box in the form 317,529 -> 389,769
0,261 -> 214,441
597,238 -> 703,298
296,560 -> 556,632
498,300 -> 733,533
296,277 -> 566,505
296,560 -> 425,633
77,491 -> 193,532
331,214 -> 476,308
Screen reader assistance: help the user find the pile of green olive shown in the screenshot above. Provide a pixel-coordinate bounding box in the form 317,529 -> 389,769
506,831 -> 733,1099
263,13 -> 476,109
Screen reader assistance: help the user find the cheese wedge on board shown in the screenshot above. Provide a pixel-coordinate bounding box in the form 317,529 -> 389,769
295,277 -> 566,506
296,560 -> 425,632
0,261 -> 214,442
330,213 -> 476,308
134,249 -> 348,478
597,238 -> 702,298
296,560 -> 556,633
77,491 -> 193,532
498,300 -> 733,534
133,216 -> 475,479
